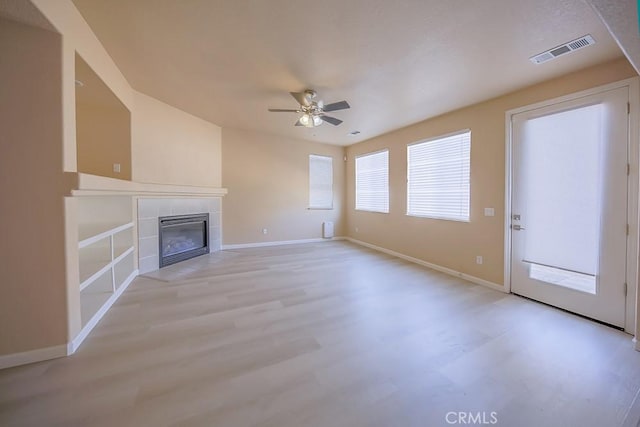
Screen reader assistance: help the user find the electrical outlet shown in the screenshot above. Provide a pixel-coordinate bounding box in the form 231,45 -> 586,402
113,163 -> 121,173
355,227 -> 359,233
476,256 -> 483,265
262,228 -> 268,235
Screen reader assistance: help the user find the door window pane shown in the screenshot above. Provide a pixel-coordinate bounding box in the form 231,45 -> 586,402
520,103 -> 604,293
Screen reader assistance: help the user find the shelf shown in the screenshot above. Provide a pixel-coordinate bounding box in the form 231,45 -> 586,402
114,251 -> 135,289
80,271 -> 113,327
79,246 -> 134,291
78,222 -> 134,248
114,245 -> 134,261
79,262 -> 111,291
72,195 -> 139,354
66,172 -> 228,197
80,291 -> 113,328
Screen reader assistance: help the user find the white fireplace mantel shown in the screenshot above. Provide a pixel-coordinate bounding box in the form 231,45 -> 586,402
65,172 -> 228,197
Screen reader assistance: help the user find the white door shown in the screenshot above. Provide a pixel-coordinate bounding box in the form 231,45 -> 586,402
510,86 -> 629,327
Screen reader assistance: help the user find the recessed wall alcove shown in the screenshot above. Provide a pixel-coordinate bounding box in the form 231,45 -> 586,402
75,54 -> 132,180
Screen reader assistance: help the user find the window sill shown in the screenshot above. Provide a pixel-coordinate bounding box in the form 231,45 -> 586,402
356,209 -> 389,214
406,213 -> 470,223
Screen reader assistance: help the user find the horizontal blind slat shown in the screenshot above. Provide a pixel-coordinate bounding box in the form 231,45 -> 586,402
407,131 -> 470,220
309,155 -> 333,208
356,150 -> 389,213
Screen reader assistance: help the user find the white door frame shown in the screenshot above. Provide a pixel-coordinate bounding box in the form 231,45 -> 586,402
504,77 -> 640,335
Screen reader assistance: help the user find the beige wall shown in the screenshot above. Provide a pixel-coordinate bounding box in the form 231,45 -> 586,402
0,0 -> 224,361
32,1 -> 222,189
76,104 -> 132,179
222,128 -> 345,244
346,57 -> 637,286
76,54 -> 132,180
0,18 -> 68,355
132,91 -> 222,187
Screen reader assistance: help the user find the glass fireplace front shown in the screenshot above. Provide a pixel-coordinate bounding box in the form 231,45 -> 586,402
158,213 -> 209,267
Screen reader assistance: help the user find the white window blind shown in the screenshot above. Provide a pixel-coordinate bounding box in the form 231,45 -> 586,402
309,155 -> 333,209
355,150 -> 389,213
520,104 -> 602,276
407,131 -> 470,221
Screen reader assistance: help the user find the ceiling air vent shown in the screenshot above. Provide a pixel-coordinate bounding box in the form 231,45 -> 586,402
529,35 -> 595,64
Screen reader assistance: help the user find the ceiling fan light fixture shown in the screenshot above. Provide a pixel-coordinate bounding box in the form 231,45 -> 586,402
269,90 -> 349,128
300,113 -> 322,127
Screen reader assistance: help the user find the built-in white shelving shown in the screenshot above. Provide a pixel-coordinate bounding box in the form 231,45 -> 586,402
72,196 -> 138,351
78,222 -> 134,247
65,180 -> 227,355
78,224 -> 134,291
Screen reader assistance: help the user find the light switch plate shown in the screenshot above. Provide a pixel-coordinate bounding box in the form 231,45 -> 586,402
484,207 -> 495,217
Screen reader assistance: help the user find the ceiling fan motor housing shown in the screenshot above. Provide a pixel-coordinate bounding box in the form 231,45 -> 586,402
267,89 -> 350,127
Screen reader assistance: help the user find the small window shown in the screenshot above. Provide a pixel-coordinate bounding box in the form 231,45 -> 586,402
309,154 -> 333,209
407,130 -> 470,221
355,150 -> 389,213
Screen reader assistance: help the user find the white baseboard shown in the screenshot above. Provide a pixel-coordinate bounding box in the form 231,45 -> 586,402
222,237 -> 345,250
1,269 -> 139,370
68,269 -> 139,355
0,344 -> 67,370
346,237 -> 506,293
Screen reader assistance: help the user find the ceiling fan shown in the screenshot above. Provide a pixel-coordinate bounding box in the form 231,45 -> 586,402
268,90 -> 350,128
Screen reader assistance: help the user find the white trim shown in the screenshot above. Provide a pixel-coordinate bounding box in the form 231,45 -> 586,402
68,269 -> 138,354
113,246 -> 135,265
78,222 -> 133,248
346,237 -> 506,293
504,77 -> 640,334
67,172 -> 228,197
504,110 -> 513,293
79,247 -> 135,292
79,262 -> 112,292
222,237 -> 344,250
627,78 -> 639,337
506,78 -> 639,116
0,344 -> 67,370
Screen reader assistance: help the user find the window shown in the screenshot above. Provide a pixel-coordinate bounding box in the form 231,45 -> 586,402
407,130 -> 470,221
355,150 -> 389,213
309,155 -> 333,209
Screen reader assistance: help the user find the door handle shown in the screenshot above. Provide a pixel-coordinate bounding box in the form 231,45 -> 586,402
512,224 -> 525,231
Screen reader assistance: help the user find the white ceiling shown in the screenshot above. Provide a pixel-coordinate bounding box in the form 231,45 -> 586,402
70,0 -> 623,146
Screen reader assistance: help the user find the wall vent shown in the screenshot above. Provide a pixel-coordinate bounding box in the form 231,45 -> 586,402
529,35 -> 595,64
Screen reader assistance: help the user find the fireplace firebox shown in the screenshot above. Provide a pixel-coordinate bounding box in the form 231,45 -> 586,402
158,213 -> 209,267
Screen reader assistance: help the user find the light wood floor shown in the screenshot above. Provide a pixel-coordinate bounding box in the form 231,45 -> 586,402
2,241 -> 640,427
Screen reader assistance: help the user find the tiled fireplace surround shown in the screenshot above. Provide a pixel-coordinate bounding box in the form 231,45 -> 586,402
137,198 -> 222,274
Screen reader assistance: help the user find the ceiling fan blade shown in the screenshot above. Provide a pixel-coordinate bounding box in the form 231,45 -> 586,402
320,115 -> 343,126
290,92 -> 311,107
268,108 -> 299,112
322,100 -> 350,112
295,118 -> 304,126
